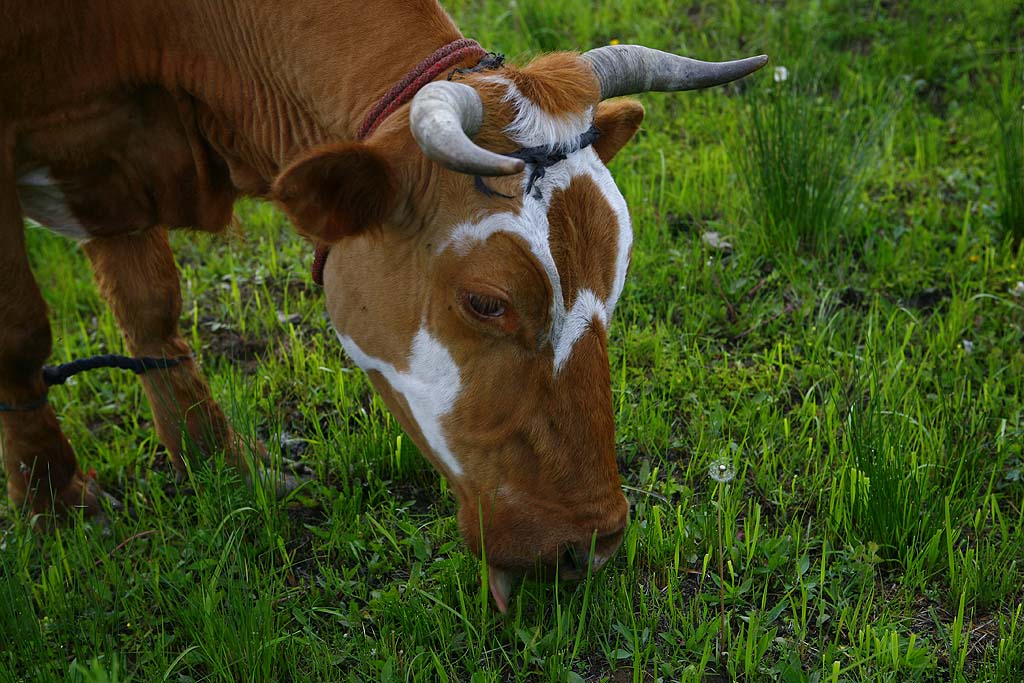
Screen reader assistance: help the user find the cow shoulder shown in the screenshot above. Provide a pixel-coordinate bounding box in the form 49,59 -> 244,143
14,88 -> 237,237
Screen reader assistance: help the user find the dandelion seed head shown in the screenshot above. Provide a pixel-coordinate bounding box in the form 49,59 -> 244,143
773,66 -> 789,83
709,461 -> 735,483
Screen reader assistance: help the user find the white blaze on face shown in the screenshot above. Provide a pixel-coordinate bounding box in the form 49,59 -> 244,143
441,78 -> 634,374
335,327 -> 464,477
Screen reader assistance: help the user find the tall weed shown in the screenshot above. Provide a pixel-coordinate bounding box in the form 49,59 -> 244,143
992,59 -> 1024,246
735,73 -> 890,256
829,401 -> 951,572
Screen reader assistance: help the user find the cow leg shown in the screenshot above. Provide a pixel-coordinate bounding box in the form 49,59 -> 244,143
83,228 -> 267,479
0,171 -> 103,517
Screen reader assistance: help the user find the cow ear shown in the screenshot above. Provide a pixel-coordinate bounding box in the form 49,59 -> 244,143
593,100 -> 645,164
272,142 -> 397,243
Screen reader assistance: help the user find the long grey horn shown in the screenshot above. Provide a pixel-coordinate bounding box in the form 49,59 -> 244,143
582,45 -> 768,100
409,81 -> 525,177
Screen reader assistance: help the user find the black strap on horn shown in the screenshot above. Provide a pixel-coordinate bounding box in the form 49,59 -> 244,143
474,125 -> 603,200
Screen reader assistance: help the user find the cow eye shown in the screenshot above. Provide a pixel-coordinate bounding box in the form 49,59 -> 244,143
464,291 -> 507,318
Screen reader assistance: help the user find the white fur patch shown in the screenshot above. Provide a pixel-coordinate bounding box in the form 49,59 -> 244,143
441,203 -> 565,340
16,168 -> 90,241
482,76 -> 594,151
442,146 -> 633,374
553,289 -> 607,370
336,327 -> 464,477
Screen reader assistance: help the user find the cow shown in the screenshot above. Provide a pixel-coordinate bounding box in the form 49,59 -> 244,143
1,1 -> 765,611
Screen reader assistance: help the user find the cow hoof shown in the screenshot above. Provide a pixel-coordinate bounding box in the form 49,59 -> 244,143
68,476 -> 121,518
78,490 -> 122,533
21,474 -> 122,530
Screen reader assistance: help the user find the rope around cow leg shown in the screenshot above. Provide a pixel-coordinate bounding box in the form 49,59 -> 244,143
0,354 -> 192,412
0,396 -> 50,413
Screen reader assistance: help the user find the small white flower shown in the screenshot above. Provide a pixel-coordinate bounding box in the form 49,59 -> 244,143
962,339 -> 975,354
1011,281 -> 1024,298
709,461 -> 735,483
702,231 -> 732,252
773,66 -> 789,83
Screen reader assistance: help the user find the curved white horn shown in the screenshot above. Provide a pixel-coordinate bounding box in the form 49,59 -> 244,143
409,81 -> 525,177
582,45 -> 768,100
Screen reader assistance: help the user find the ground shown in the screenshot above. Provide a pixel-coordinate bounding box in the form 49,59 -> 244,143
2,1 -> 1023,681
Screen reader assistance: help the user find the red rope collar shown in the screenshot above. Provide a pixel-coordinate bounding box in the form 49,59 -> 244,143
311,38 -> 487,286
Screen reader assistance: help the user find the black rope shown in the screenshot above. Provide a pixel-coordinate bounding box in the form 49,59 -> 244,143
42,354 -> 191,386
0,354 -> 190,413
448,52 -> 505,81
0,396 -> 49,413
475,125 -> 603,200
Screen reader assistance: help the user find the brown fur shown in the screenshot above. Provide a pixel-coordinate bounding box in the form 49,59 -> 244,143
322,161 -> 633,572
548,176 -> 621,307
593,100 -> 646,164
83,230 -> 260,473
0,0 -> 469,516
15,89 -> 237,236
0,146 -> 98,514
1,1 -> 647,579
272,142 -> 397,243
506,53 -> 601,117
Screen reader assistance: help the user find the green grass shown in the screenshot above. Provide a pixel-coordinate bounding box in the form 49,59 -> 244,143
734,73 -> 892,256
992,57 -> 1024,247
3,0 -> 1024,681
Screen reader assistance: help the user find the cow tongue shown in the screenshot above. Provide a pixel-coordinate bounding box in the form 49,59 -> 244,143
488,564 -> 512,614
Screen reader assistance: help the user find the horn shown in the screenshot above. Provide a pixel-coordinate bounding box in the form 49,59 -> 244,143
582,45 -> 768,100
409,81 -> 525,177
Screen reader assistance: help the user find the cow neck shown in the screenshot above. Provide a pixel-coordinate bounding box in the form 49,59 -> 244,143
311,38 -> 488,286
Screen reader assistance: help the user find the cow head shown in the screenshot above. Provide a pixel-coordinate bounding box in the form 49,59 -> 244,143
273,46 -> 766,610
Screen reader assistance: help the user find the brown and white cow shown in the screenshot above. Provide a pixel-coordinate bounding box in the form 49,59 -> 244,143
1,1 -> 764,609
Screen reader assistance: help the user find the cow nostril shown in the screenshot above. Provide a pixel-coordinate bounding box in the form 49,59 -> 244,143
558,527 -> 626,577
586,527 -> 625,570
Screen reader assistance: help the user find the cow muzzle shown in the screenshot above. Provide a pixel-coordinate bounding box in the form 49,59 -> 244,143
559,525 -> 626,578
460,489 -> 629,612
